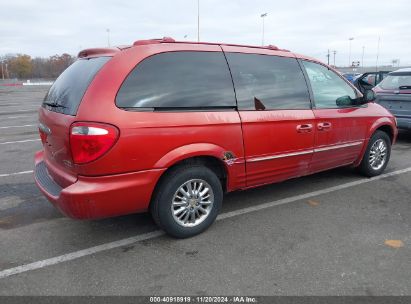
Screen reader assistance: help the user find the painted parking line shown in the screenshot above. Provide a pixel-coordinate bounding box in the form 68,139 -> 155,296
0,166 -> 410,279
0,139 -> 40,145
0,124 -> 35,129
0,109 -> 37,114
0,171 -> 33,178
4,115 -> 32,119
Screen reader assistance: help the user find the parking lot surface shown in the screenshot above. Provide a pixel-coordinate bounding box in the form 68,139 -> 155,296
0,86 -> 410,295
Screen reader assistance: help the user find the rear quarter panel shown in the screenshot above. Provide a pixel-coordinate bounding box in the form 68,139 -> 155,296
73,43 -> 246,191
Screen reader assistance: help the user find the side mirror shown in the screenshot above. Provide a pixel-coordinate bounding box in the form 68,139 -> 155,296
363,90 -> 376,103
336,95 -> 353,107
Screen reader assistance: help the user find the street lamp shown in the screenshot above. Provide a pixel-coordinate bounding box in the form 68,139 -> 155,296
376,36 -> 381,72
106,28 -> 110,47
333,50 -> 337,67
348,37 -> 354,67
361,46 -> 365,68
261,13 -> 267,46
326,49 -> 330,65
197,0 -> 200,42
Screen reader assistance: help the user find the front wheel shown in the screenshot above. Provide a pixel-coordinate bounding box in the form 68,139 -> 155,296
358,130 -> 391,177
150,165 -> 223,238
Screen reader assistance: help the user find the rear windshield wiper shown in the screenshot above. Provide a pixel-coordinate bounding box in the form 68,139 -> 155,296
43,101 -> 67,108
399,86 -> 411,90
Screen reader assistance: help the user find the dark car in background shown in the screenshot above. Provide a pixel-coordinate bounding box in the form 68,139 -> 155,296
354,71 -> 390,93
374,68 -> 411,130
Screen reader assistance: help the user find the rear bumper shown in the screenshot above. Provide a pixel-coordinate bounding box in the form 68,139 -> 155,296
34,151 -> 165,219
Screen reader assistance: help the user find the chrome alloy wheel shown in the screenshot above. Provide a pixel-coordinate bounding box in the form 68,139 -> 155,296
171,179 -> 214,227
369,139 -> 388,170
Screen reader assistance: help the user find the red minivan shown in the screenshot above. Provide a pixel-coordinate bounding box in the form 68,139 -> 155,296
35,37 -> 397,238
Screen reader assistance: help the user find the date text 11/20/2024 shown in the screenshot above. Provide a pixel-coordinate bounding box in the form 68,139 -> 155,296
149,296 -> 258,303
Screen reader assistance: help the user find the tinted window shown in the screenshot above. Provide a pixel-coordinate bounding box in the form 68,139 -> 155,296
302,61 -> 357,108
225,53 -> 311,110
377,72 -> 411,90
116,52 -> 236,109
43,57 -> 110,115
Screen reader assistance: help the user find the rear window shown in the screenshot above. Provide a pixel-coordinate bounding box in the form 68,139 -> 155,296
116,51 -> 236,110
43,57 -> 111,115
378,72 -> 411,90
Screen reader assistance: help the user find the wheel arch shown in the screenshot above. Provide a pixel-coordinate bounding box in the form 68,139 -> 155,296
152,143 -> 242,194
368,117 -> 397,144
354,119 -> 396,167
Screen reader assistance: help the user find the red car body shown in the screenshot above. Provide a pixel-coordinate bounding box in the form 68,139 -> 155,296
34,38 -> 397,220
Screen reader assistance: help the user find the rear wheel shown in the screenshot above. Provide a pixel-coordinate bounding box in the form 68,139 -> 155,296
150,165 -> 223,238
358,130 -> 391,177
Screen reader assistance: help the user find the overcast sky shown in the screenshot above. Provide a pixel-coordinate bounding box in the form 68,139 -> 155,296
1,0 -> 410,66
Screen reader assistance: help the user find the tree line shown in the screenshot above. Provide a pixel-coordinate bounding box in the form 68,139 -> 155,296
1,54 -> 76,80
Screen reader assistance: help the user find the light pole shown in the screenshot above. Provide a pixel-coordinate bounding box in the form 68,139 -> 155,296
326,49 -> 330,65
376,36 -> 381,72
106,28 -> 110,47
348,37 -> 354,67
1,60 -> 4,80
361,46 -> 365,68
261,13 -> 267,46
197,0 -> 200,42
333,50 -> 337,67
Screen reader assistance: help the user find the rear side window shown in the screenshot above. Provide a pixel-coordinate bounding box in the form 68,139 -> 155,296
116,51 -> 236,110
225,53 -> 311,110
378,72 -> 411,90
43,57 -> 110,115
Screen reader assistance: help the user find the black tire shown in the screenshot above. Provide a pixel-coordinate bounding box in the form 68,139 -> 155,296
150,165 -> 223,238
358,130 -> 391,177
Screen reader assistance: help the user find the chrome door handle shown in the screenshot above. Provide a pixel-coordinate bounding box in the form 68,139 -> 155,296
296,124 -> 313,133
317,122 -> 332,131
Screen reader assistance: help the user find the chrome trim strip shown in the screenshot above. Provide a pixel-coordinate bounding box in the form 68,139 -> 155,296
248,149 -> 314,163
247,141 -> 364,163
314,141 -> 363,153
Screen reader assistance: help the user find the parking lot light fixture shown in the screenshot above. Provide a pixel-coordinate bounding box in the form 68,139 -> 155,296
261,13 -> 268,46
376,36 -> 381,72
361,46 -> 365,68
327,49 -> 330,65
197,0 -> 200,42
106,28 -> 110,47
348,37 -> 354,67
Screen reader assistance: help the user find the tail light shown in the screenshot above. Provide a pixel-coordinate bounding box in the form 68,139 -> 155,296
70,122 -> 119,164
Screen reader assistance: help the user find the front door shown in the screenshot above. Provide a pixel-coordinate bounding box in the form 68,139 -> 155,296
223,49 -> 315,187
301,60 -> 368,173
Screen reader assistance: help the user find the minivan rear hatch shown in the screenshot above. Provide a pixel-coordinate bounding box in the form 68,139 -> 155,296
38,56 -> 111,186
375,71 -> 411,120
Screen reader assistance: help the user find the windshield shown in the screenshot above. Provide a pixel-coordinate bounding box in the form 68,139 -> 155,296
43,56 -> 111,115
377,72 -> 411,90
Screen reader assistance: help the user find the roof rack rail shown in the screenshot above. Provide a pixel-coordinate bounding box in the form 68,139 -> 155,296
132,37 -> 290,52
133,37 -> 175,46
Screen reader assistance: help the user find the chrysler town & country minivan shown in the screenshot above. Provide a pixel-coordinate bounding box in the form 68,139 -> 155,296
35,38 -> 397,238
